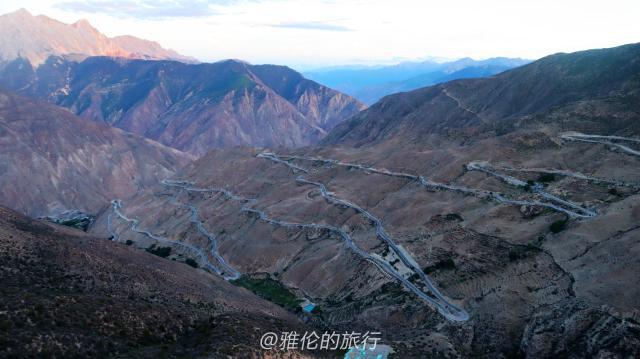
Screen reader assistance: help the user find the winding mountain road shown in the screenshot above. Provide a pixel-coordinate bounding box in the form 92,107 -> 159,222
561,132 -> 640,157
497,165 -> 639,188
105,133 -> 637,322
272,153 -> 597,218
109,198 -> 239,280
163,167 -> 469,321
466,161 -> 597,218
167,188 -> 241,280
441,86 -> 487,124
257,152 -> 469,322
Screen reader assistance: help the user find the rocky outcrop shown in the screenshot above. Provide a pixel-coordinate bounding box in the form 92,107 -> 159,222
521,300 -> 640,358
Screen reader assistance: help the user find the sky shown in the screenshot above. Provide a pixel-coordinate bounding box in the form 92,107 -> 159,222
1,0 -> 640,69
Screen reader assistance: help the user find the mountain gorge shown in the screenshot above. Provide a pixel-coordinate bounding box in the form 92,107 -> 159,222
0,56 -> 365,154
1,6 -> 640,357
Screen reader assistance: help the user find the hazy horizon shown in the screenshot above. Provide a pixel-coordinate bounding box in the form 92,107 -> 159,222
1,0 -> 639,70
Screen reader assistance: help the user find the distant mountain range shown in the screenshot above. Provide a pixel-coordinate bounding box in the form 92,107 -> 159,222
0,8 -> 196,66
0,9 -> 364,155
325,43 -> 640,146
0,56 -> 364,154
305,57 -> 530,104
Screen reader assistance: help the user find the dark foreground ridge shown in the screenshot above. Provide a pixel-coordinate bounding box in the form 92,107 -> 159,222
0,206 -> 314,358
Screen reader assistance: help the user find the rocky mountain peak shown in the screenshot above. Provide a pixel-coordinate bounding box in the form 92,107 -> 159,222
0,9 -> 196,66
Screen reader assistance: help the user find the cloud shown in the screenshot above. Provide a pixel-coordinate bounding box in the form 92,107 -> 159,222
55,0 -> 220,19
268,21 -> 352,32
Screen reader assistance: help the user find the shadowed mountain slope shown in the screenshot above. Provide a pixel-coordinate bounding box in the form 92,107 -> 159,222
0,57 -> 365,154
0,90 -> 192,216
0,206 -> 313,358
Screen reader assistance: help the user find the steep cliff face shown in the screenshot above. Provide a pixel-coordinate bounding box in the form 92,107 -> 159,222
0,57 -> 365,154
250,64 -> 365,131
0,8 -> 195,66
0,90 -> 192,216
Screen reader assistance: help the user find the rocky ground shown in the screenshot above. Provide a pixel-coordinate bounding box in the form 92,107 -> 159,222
93,126 -> 640,357
0,206 -> 330,358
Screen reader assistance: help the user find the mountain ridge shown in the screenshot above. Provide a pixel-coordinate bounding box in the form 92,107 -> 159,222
324,42 -> 640,147
0,89 -> 193,216
305,57 -> 530,104
0,205 -> 313,358
0,8 -> 196,66
0,56 -> 365,154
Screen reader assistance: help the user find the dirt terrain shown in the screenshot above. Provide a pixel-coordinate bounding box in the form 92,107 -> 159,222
0,206 -> 321,358
94,128 -> 640,357
92,44 -> 640,357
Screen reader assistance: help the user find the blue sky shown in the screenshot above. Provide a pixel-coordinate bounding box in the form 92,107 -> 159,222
2,0 -> 640,69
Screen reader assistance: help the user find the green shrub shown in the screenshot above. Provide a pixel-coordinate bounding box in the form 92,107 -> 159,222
550,219 -> 568,233
508,250 -> 521,261
231,276 -> 302,311
0,319 -> 12,331
185,258 -> 198,268
146,245 -> 171,258
537,173 -> 556,183
524,180 -> 535,191
424,258 -> 456,273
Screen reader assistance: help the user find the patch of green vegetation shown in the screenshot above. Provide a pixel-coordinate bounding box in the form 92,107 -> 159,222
146,245 -> 172,258
380,246 -> 390,257
59,217 -> 93,231
185,258 -> 199,268
231,75 -> 253,91
445,213 -> 464,221
508,249 -> 524,261
524,180 -> 536,192
507,243 -> 542,262
537,173 -> 556,183
0,319 -> 12,331
231,275 -> 302,311
44,213 -> 95,232
608,188 -> 620,196
125,240 -> 133,246
550,218 -> 568,233
424,258 -> 456,273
